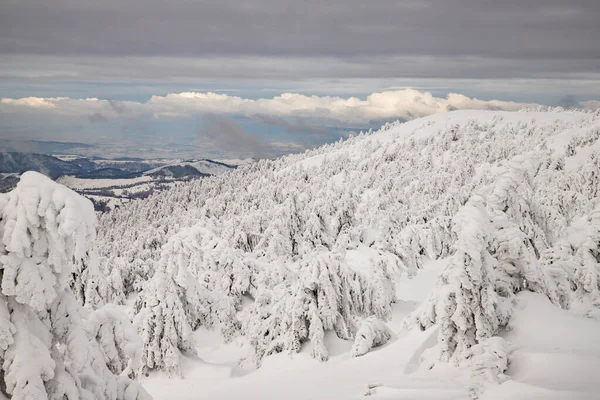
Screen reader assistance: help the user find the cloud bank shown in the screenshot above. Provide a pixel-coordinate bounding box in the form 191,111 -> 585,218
1,89 -> 540,126
1,0 -> 598,81
2,88 -> 598,160
1,1 -> 597,116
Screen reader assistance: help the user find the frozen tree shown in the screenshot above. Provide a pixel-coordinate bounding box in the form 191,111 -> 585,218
0,172 -> 149,400
84,304 -> 144,378
569,208 -> 600,304
486,157 -> 548,257
244,250 -> 396,364
574,236 -> 600,304
488,210 -> 565,305
484,156 -> 569,307
134,270 -> 195,378
134,224 -> 239,377
538,206 -> 600,309
538,246 -> 573,310
581,151 -> 600,200
71,250 -> 126,309
407,196 -> 510,363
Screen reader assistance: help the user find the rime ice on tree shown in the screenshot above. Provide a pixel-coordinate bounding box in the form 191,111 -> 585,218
0,172 -> 150,400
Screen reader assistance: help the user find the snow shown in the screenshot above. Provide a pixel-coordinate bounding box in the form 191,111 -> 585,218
499,293 -> 600,395
142,269 -> 600,400
134,109 -> 600,400
395,258 -> 447,302
482,292 -> 600,400
52,154 -> 87,161
141,260 -> 467,400
299,110 -> 594,171
57,175 -> 153,190
10,108 -> 598,399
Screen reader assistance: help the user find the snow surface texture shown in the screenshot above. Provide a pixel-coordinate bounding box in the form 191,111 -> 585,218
51,108 -> 600,398
0,172 -> 150,400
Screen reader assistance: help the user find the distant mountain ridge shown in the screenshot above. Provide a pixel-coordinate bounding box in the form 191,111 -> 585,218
0,152 -> 236,180
0,152 -> 82,178
0,153 -> 239,206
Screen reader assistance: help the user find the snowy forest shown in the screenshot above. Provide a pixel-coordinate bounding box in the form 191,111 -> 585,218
2,108 -> 600,399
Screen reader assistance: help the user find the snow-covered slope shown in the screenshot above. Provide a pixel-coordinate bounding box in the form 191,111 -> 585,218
53,159 -> 236,212
88,108 -> 600,399
143,261 -> 600,400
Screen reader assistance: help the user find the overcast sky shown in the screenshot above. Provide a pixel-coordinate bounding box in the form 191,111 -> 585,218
1,0 -> 599,159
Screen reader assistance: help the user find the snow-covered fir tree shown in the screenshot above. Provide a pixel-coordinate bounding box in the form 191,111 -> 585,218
0,172 -> 149,400
133,224 -> 240,376
407,196 -> 510,363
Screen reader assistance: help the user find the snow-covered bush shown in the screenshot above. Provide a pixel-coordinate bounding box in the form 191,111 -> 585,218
0,172 -> 149,400
462,336 -> 510,399
351,317 -> 393,357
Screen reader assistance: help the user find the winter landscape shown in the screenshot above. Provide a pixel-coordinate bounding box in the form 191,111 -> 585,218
1,1 -> 600,400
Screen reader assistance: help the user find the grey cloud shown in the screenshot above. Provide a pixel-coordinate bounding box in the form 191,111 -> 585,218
88,112 -> 108,123
198,115 -> 269,159
556,95 -> 581,108
107,99 -> 128,115
0,0 -> 598,81
2,54 -> 600,84
254,114 -> 327,136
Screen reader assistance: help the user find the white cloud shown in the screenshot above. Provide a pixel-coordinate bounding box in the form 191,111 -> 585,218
0,96 -> 67,108
0,89 -> 540,125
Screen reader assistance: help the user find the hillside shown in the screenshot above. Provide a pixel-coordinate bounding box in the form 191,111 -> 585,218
3,108 -> 597,399
83,108 -> 600,399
